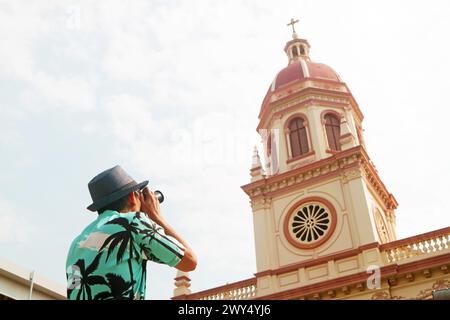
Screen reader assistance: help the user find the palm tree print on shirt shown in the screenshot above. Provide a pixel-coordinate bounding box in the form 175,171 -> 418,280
138,215 -> 184,260
99,217 -> 142,298
93,273 -> 135,300
66,210 -> 185,300
67,253 -> 105,300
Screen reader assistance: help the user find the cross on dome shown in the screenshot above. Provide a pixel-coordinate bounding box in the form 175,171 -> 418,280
287,18 -> 299,39
284,18 -> 311,63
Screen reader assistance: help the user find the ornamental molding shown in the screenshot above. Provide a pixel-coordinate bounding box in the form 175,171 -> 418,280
250,197 -> 273,211
242,146 -> 397,211
415,279 -> 450,300
270,80 -> 348,105
259,93 -> 353,131
374,208 -> 390,244
371,291 -> 405,300
272,92 -> 349,108
360,156 -> 398,211
258,84 -> 364,131
342,168 -> 362,183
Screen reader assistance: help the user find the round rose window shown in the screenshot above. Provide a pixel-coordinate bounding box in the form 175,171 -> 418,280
284,198 -> 337,249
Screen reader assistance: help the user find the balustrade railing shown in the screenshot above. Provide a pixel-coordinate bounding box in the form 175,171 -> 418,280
380,227 -> 450,263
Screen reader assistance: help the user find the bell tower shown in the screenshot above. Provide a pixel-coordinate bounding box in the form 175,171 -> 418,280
242,20 -> 398,283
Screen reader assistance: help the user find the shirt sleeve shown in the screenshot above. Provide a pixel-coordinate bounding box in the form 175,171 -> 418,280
133,212 -> 185,267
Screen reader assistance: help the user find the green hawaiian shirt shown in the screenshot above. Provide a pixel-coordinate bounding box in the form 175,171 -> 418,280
65,210 -> 184,300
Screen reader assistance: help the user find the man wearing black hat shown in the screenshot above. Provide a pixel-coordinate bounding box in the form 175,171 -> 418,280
65,165 -> 197,300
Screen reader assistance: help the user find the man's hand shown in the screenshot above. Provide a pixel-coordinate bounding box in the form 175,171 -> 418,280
139,186 -> 197,272
139,187 -> 163,223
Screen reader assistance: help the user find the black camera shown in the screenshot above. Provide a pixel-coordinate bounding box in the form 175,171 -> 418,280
154,190 -> 164,203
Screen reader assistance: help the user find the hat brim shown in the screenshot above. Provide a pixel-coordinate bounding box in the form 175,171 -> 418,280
87,180 -> 148,212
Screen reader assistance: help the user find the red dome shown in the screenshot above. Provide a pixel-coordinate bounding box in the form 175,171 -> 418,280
259,60 -> 343,118
272,60 -> 341,91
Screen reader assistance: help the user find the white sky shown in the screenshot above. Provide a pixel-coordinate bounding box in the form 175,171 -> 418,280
0,0 -> 449,300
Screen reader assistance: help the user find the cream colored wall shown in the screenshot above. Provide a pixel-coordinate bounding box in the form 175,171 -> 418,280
307,106 -> 326,159
0,257 -> 66,300
251,201 -> 277,272
255,245 -> 385,298
274,179 -> 355,265
251,169 -> 385,278
0,273 -> 63,300
346,177 -> 379,245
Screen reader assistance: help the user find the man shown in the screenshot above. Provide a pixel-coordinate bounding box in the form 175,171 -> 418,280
66,165 -> 197,300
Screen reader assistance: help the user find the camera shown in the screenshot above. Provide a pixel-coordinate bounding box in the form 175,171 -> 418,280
154,190 -> 164,203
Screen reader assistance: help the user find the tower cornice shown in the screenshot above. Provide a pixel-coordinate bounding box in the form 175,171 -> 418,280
241,146 -> 398,212
257,81 -> 364,132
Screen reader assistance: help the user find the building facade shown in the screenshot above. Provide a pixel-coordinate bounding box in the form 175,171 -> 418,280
172,23 -> 450,300
0,256 -> 66,300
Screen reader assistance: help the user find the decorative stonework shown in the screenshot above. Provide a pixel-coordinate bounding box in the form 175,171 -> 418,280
242,146 -> 397,212
250,197 -> 272,211
341,168 -> 362,183
272,90 -> 349,106
258,81 -> 359,130
374,208 -> 390,244
261,91 -> 353,130
290,204 -> 330,243
415,279 -> 450,300
360,158 -> 398,210
371,291 -> 405,300
381,228 -> 450,263
284,197 -> 337,249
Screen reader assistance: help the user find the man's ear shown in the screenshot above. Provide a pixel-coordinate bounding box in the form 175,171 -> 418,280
128,192 -> 136,206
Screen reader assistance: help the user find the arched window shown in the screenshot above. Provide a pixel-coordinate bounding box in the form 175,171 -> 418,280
288,117 -> 309,158
292,46 -> 299,57
324,113 -> 341,151
300,45 -> 305,55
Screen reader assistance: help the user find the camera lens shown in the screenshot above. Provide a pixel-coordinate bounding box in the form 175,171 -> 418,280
154,190 -> 164,203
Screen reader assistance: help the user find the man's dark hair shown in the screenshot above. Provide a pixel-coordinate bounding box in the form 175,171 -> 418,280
98,194 -> 130,214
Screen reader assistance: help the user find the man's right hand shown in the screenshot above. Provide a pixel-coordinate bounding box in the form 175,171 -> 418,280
138,186 -> 197,272
139,187 -> 163,223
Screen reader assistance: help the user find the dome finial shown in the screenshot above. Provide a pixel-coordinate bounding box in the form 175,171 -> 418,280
284,18 -> 310,63
287,18 -> 299,39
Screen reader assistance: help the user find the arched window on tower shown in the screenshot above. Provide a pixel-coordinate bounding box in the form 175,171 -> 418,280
292,46 -> 299,57
300,45 -> 305,55
324,113 -> 341,151
288,117 -> 309,158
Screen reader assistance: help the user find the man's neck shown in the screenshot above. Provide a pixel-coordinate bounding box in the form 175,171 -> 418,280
118,206 -> 139,214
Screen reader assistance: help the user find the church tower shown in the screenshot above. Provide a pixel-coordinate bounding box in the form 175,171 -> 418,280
241,20 -> 399,295
173,20 -> 450,302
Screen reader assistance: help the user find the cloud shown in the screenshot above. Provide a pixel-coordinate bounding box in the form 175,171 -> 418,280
0,199 -> 36,244
19,73 -> 96,112
0,2 -> 96,113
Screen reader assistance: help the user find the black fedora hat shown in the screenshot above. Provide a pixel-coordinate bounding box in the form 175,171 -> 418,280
87,165 -> 148,212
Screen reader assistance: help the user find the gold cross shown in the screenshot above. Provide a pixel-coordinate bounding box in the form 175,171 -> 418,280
287,18 -> 299,34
